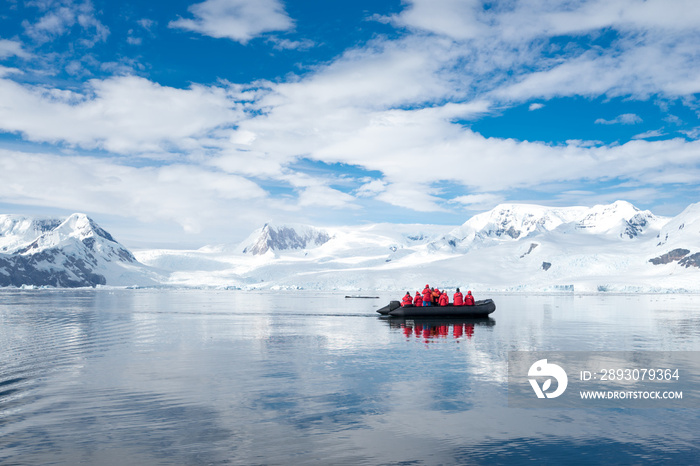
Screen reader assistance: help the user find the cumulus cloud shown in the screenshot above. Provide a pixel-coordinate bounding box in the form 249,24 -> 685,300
169,0 -> 293,44
0,76 -> 244,154
355,179 -> 386,198
0,149 -> 267,235
528,103 -> 544,111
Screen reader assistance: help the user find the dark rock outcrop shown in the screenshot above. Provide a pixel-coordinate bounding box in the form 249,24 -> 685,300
678,253 -> 700,268
649,249 -> 690,265
521,243 -> 538,258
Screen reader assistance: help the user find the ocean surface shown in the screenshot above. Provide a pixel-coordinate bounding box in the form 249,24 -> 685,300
1,289 -> 699,465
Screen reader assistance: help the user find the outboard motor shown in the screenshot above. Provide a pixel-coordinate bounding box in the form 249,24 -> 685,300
376,300 -> 402,315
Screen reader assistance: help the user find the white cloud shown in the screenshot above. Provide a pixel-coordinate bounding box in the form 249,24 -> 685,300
268,37 -> 314,51
297,185 -> 358,209
0,39 -> 30,59
22,0 -> 109,46
0,66 -> 22,78
449,193 -> 504,208
355,179 -> 386,198
169,0 -> 293,44
376,183 -> 445,212
395,0 -> 488,40
396,0 -> 700,41
390,1 -> 700,104
208,151 -> 285,178
0,149 -> 268,236
493,39 -> 700,102
680,128 -> 700,139
632,129 -> 666,139
595,113 -> 643,125
137,19 -> 155,31
4,0 -> 700,241
0,76 -> 244,154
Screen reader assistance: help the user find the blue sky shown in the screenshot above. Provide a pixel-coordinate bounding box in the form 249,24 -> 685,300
1,0 -> 699,247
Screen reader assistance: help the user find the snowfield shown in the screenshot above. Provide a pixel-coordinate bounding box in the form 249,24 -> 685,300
132,201 -> 700,293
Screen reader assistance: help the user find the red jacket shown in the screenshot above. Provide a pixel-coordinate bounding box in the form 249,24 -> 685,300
438,292 -> 449,306
413,293 -> 423,306
453,291 -> 464,306
422,287 -> 432,303
432,289 -> 440,304
465,291 -> 475,306
401,293 -> 413,307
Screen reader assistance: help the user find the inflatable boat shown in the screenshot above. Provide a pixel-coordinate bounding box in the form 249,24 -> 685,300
376,299 -> 496,317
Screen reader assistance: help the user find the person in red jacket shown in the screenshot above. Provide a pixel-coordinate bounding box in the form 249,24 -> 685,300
453,288 -> 464,306
438,291 -> 449,306
401,291 -> 413,307
465,290 -> 475,306
413,291 -> 423,306
422,285 -> 432,306
431,288 -> 440,305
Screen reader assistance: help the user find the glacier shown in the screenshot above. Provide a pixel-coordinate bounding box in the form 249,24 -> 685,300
133,201 -> 700,293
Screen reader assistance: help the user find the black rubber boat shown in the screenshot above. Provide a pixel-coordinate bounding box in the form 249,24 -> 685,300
376,299 -> 496,317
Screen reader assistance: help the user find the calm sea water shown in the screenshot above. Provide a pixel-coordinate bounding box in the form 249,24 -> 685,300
1,289 -> 699,465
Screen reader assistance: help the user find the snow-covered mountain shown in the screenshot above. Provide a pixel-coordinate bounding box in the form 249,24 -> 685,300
134,201 -> 700,293
240,223 -> 332,255
6,201 -> 696,291
574,201 -> 665,238
0,216 -> 63,253
0,213 -> 158,288
439,200 -> 664,250
444,203 -> 586,245
649,202 -> 700,269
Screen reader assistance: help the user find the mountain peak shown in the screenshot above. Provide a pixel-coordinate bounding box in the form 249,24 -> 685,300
242,223 -> 332,255
577,201 -> 664,238
0,213 -> 154,288
17,213 -> 125,257
452,203 -> 587,242
440,201 -> 665,249
58,213 -> 117,243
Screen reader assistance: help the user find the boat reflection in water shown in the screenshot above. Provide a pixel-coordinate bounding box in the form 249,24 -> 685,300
382,317 -> 495,342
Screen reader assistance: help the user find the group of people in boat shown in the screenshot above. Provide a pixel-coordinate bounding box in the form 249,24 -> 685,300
400,284 -> 475,307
